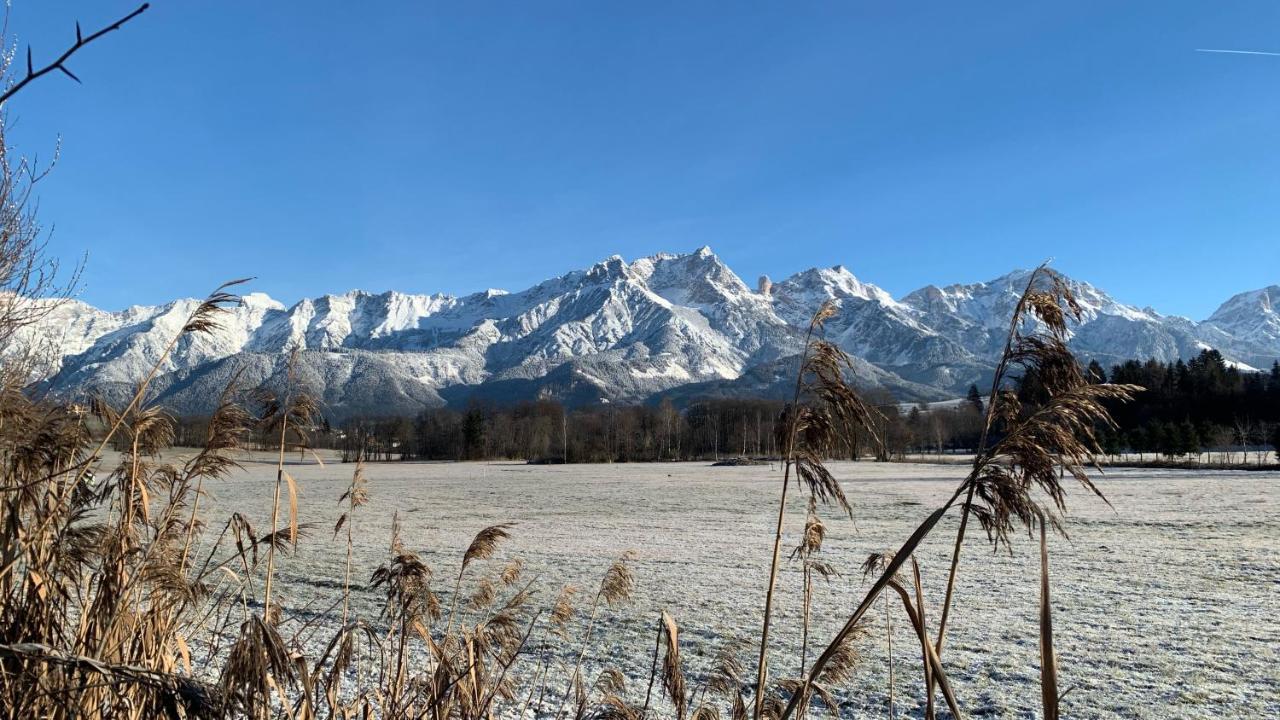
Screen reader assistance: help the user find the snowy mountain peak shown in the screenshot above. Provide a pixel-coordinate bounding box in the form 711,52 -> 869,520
629,247 -> 755,309
905,268 -> 1159,325
10,253 -> 1279,419
240,292 -> 285,310
1209,285 -> 1278,321
1206,286 -> 1280,344
776,265 -> 898,308
586,255 -> 631,280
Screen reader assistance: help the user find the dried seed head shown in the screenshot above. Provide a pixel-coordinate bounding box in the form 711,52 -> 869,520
469,577 -> 497,610
462,523 -> 513,570
339,461 -> 369,508
860,552 -> 888,579
792,499 -> 826,559
967,263 -> 1141,549
184,278 -> 252,334
500,558 -> 523,586
707,638 -> 748,697
815,624 -> 866,685
595,667 -> 627,696
599,551 -> 636,608
551,584 -> 578,637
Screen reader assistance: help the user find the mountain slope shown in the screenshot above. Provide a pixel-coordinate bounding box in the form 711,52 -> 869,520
899,269 -> 1269,369
1201,286 -> 1280,369
770,266 -> 990,392
16,251 -> 1279,418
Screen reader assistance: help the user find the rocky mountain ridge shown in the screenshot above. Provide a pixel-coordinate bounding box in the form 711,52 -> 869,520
11,248 -> 1278,418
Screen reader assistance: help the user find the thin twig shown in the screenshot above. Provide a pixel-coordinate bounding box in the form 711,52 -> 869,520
0,4 -> 150,106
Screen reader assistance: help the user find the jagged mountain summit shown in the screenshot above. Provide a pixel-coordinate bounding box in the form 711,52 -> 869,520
13,248 -> 1279,419
1201,286 -> 1280,367
901,271 -> 1278,371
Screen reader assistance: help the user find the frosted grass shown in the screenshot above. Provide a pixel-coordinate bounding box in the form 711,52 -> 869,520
197,456 -> 1279,719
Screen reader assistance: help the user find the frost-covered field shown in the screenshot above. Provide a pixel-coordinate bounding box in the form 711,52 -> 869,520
199,457 -> 1279,719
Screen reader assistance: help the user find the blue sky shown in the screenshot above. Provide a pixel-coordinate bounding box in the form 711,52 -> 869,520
7,1 -> 1279,318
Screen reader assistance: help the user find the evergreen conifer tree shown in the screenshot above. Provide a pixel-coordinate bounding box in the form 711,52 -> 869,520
1086,359 -> 1107,384
966,383 -> 984,413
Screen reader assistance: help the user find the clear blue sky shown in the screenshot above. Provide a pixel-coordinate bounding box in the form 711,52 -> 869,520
7,1 -> 1279,318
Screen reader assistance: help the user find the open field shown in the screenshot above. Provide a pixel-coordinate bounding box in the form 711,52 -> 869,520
192,455 -> 1279,719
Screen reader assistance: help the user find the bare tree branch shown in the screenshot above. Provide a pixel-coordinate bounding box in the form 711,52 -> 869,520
0,3 -> 150,107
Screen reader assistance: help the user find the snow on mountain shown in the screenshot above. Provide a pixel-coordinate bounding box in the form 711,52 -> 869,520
899,269 -> 1259,368
2,298 -> 128,380
1201,286 -> 1280,368
14,251 -> 1280,419
771,266 -> 987,392
29,249 -> 802,416
1207,286 -> 1278,335
630,247 -> 800,366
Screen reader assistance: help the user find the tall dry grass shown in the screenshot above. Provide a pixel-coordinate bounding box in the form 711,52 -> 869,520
0,267 -> 1137,719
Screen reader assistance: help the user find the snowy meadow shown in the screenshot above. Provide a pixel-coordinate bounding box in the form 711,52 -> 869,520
200,456 -> 1279,719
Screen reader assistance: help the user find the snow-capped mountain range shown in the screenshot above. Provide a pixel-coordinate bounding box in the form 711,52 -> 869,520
10,248 -> 1279,418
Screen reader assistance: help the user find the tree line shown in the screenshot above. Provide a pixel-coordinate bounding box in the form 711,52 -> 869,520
1095,350 -> 1280,463
307,393 -> 994,464
170,392 -> 986,464
329,398 -> 791,463
167,349 -> 1280,465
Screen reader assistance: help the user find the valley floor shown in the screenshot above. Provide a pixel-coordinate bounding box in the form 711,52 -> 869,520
190,456 -> 1279,718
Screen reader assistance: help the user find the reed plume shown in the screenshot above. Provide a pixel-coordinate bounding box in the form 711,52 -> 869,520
252,348 -> 317,620
753,300 -> 884,720
778,265 -> 1140,720
556,551 -> 636,719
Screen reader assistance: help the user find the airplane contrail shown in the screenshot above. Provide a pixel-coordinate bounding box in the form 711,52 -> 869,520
1195,48 -> 1280,56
